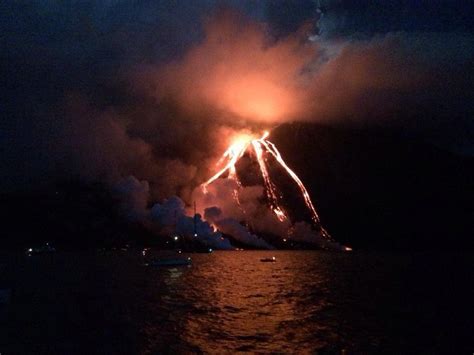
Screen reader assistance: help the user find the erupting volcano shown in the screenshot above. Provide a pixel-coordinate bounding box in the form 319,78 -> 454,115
201,130 -> 333,245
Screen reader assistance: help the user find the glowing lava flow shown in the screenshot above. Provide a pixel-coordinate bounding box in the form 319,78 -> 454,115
202,134 -> 251,189
260,139 -> 321,224
201,131 -> 331,239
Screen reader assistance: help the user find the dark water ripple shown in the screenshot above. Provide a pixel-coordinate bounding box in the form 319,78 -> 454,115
0,250 -> 472,354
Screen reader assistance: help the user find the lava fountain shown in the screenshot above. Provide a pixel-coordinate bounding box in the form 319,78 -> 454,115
201,130 -> 332,242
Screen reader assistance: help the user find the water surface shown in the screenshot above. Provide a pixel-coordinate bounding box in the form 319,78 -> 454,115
0,250 -> 472,353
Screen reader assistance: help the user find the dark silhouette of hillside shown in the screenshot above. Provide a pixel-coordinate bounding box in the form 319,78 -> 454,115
272,122 -> 474,250
0,181 -> 154,250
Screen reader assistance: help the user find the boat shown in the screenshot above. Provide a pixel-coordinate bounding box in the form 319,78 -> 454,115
146,257 -> 192,267
260,256 -> 276,262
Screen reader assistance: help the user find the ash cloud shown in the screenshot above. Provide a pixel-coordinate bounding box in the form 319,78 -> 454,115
204,206 -> 274,249
150,195 -> 233,249
115,176 -> 149,221
138,8 -> 473,153
192,179 -> 289,238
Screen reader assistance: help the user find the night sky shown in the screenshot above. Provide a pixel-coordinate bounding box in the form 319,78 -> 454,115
1,1 -> 473,249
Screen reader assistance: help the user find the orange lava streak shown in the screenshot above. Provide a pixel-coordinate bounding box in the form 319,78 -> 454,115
201,137 -> 251,193
252,139 -> 288,222
260,139 -> 322,225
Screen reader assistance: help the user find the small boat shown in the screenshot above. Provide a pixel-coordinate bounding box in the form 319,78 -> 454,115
146,257 -> 192,267
260,256 -> 276,262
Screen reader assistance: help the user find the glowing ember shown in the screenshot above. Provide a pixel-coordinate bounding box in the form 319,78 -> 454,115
201,130 -> 331,240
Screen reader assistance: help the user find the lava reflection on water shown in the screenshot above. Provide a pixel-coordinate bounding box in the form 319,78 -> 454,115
3,250 -> 469,353
149,251 -> 340,353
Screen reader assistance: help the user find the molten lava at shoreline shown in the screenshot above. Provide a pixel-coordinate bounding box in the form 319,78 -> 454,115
201,130 -> 332,243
